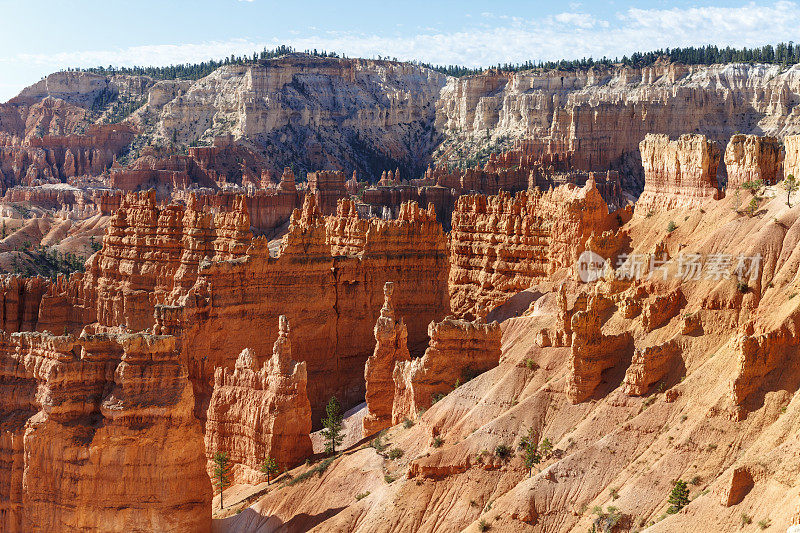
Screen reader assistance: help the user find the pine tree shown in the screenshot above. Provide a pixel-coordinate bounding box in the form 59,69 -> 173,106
212,452 -> 232,509
783,174 -> 798,207
260,456 -> 278,485
520,427 -> 541,477
523,439 -> 541,477
667,479 -> 690,514
321,396 -> 344,454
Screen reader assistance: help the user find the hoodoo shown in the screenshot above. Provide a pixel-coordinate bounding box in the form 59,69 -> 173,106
363,282 -> 411,436
205,316 -> 313,484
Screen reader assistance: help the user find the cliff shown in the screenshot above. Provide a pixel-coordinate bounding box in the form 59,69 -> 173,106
448,178 -> 619,316
135,54 -> 448,179
435,63 -> 800,192
80,190 -> 251,332
7,59 -> 800,198
175,195 -> 450,424
205,316 -> 313,484
0,330 -> 210,532
636,133 -> 721,214
724,134 -> 782,189
392,313 -> 501,423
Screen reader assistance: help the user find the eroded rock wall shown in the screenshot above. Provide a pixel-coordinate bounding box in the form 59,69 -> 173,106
636,133 -> 721,213
448,178 -> 618,316
436,63 -> 800,192
179,196 -> 450,423
724,134 -> 782,189
392,314 -> 501,423
205,316 -> 313,483
0,330 -> 210,532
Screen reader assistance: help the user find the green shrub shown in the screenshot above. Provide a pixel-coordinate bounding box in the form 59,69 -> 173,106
494,444 -> 512,460
388,448 -> 404,460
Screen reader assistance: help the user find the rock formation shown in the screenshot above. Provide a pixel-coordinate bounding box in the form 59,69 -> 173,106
435,63 -> 800,192
622,339 -> 681,395
80,190 -> 251,332
307,171 -> 348,215
392,314 -> 501,423
724,134 -> 782,188
205,316 -> 313,483
636,134 -> 721,213
178,195 -> 449,423
785,135 -> 800,181
363,282 -> 411,436
0,330 -> 210,532
730,322 -> 797,409
448,178 -> 619,316
641,289 -> 685,332
566,294 -> 632,403
133,54 -> 448,178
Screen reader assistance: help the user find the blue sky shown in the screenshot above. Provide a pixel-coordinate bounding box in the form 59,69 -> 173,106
1,0 -> 798,102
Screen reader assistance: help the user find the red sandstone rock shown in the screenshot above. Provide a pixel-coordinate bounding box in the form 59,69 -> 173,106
721,467 -> 754,507
307,170 -> 348,215
637,133 -> 721,214
730,323 -> 795,408
448,179 -> 618,317
641,288 -> 685,332
0,119 -> 133,190
205,316 -> 313,484
622,339 -> 681,395
82,190 -> 251,332
566,294 -> 632,403
363,282 -> 411,436
392,314 -> 501,423
0,330 -> 210,532
179,195 -> 449,423
724,134 -> 782,189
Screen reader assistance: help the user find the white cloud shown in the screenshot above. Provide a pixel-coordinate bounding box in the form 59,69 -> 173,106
553,12 -> 597,29
3,1 -> 800,96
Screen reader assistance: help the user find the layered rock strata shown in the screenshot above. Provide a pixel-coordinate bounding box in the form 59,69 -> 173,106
205,316 -> 313,483
785,135 -> 800,181
80,190 -> 251,332
723,134 -> 782,188
0,330 -> 210,532
636,133 -> 721,213
307,171 -> 348,215
178,195 -> 450,423
448,178 -> 619,316
363,283 -> 411,436
392,314 -> 501,423
435,62 -> 800,192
